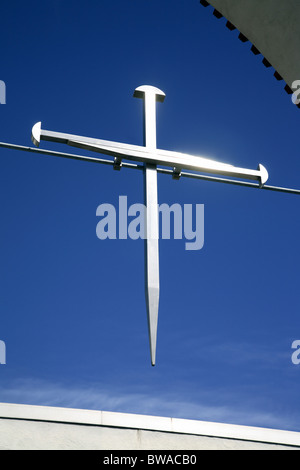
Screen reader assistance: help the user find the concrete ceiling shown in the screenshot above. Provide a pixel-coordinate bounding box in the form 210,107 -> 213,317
200,0 -> 300,105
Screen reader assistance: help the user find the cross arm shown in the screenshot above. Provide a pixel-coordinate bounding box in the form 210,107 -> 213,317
31,122 -> 269,185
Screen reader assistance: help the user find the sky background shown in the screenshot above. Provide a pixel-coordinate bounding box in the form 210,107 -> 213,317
0,0 -> 300,432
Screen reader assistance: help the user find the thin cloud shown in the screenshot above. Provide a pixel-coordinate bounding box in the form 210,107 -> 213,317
0,377 -> 298,432
180,334 -> 291,370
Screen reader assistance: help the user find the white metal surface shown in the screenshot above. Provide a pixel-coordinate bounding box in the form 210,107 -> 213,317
31,123 -> 269,185
30,85 -> 270,365
133,86 -> 165,367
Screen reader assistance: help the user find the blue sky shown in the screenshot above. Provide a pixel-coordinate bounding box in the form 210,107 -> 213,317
0,0 -> 300,432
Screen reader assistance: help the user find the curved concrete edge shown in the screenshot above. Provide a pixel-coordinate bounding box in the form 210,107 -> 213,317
201,0 -> 300,91
0,402 -> 300,447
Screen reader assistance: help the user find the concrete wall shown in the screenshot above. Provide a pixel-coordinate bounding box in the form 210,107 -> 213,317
202,0 -> 300,91
0,403 -> 299,450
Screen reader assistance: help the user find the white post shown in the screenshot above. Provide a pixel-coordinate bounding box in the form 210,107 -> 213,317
134,85 -> 165,366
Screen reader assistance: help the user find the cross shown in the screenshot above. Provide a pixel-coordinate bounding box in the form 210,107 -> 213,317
31,85 -> 269,365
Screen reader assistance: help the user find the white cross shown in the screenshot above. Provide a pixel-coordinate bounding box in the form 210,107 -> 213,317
31,85 -> 269,365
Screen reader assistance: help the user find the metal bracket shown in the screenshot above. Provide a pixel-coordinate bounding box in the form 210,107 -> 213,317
113,156 -> 122,170
172,167 -> 182,180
